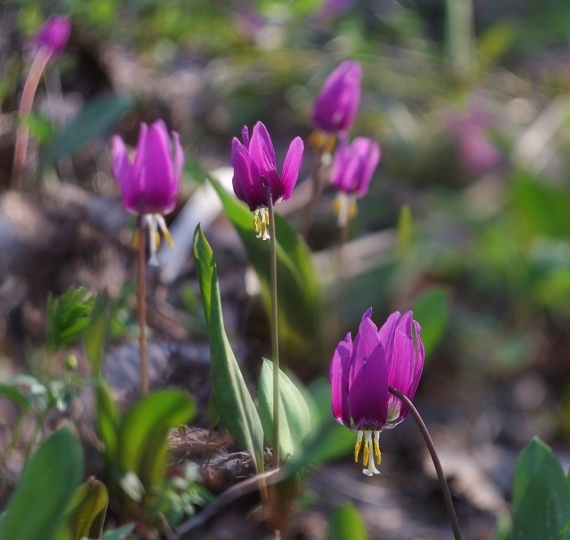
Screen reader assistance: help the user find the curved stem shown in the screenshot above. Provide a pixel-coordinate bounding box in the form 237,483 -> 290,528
13,49 -> 51,188
137,216 -> 149,395
388,386 -> 463,540
265,187 -> 280,468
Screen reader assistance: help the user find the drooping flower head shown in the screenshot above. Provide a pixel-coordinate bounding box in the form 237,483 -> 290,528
330,309 -> 424,476
312,61 -> 361,135
33,15 -> 71,58
231,121 -> 304,239
112,120 -> 184,265
330,136 -> 380,227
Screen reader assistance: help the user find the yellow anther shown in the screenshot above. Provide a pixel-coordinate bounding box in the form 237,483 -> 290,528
349,199 -> 358,219
308,130 -> 336,154
162,227 -> 175,249
362,442 -> 370,467
132,229 -> 140,249
154,231 -> 161,249
354,439 -> 362,463
261,221 -> 267,238
264,209 -> 270,227
374,439 -> 382,464
253,215 -> 260,234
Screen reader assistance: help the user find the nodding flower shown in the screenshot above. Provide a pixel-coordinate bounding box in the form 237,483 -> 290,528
112,120 -> 183,265
330,308 -> 424,476
33,15 -> 71,58
231,121 -> 303,240
330,136 -> 380,227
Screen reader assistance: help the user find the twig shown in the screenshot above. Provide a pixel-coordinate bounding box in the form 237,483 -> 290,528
174,468 -> 282,538
137,216 -> 148,395
388,386 -> 463,540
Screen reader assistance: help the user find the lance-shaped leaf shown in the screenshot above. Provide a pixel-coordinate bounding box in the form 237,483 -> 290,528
193,225 -> 264,471
209,176 -> 322,359
326,503 -> 368,540
0,428 -> 83,540
66,477 -> 108,540
512,437 -> 570,540
83,292 -> 110,377
117,389 -> 196,490
258,358 -> 312,459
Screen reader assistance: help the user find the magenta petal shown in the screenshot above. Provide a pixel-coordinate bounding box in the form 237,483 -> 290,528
330,332 -> 353,427
241,125 -> 250,148
280,137 -> 304,201
141,120 -> 176,213
132,123 -> 148,183
349,316 -> 380,389
378,311 -> 400,351
356,139 -> 381,197
249,122 -> 277,176
349,344 -> 388,430
231,139 -> 265,210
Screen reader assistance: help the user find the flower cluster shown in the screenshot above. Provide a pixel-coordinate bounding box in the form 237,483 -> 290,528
112,120 -> 183,265
231,121 -> 304,240
311,61 -> 381,227
330,308 -> 424,476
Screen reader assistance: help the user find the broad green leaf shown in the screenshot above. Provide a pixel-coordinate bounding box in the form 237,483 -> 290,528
411,286 -> 451,361
46,287 -> 95,350
117,389 -> 196,489
258,358 -> 312,458
0,429 -> 83,540
209,177 -> 322,359
193,225 -> 264,470
67,477 -> 108,540
512,437 -> 570,540
95,381 -> 120,468
0,383 -> 31,407
83,293 -> 110,377
326,503 -> 368,540
40,95 -> 136,169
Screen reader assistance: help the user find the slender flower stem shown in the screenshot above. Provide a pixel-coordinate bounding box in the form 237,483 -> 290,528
388,386 -> 463,540
137,216 -> 149,395
265,185 -> 280,468
13,49 -> 51,189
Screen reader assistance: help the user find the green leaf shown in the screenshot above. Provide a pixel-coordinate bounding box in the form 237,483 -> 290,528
101,524 -> 136,540
209,177 -> 322,359
326,503 -> 368,540
46,287 -> 95,350
512,437 -> 570,540
40,95 -> 136,169
0,429 -> 83,540
410,286 -> 451,360
117,389 -> 196,489
95,380 -> 120,468
67,477 -> 108,540
0,383 -> 32,407
396,203 -> 413,256
258,358 -> 312,459
83,293 -> 110,377
193,225 -> 265,471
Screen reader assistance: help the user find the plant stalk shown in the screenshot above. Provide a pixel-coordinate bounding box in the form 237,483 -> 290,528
266,187 -> 280,468
388,386 -> 463,540
13,49 -> 51,188
137,216 -> 149,395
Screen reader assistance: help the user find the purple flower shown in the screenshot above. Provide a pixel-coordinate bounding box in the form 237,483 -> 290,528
330,136 -> 380,227
312,61 -> 361,133
33,15 -> 71,57
330,309 -> 424,476
458,126 -> 501,176
112,120 -> 184,265
231,121 -> 303,239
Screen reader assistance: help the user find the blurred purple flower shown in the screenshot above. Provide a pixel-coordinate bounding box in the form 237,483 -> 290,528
458,126 -> 502,176
330,308 -> 424,476
232,121 -> 303,239
330,136 -> 380,226
112,120 -> 183,265
312,61 -> 361,133
314,0 -> 353,25
33,15 -> 71,57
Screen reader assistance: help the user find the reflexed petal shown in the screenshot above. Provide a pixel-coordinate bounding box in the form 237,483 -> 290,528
378,311 -> 400,352
361,307 -> 373,321
349,344 -> 388,430
330,332 -> 353,427
132,122 -> 148,182
280,137 -> 304,201
241,125 -> 250,148
356,138 -> 381,197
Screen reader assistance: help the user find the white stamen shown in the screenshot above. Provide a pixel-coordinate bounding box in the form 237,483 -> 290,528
144,214 -> 160,266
